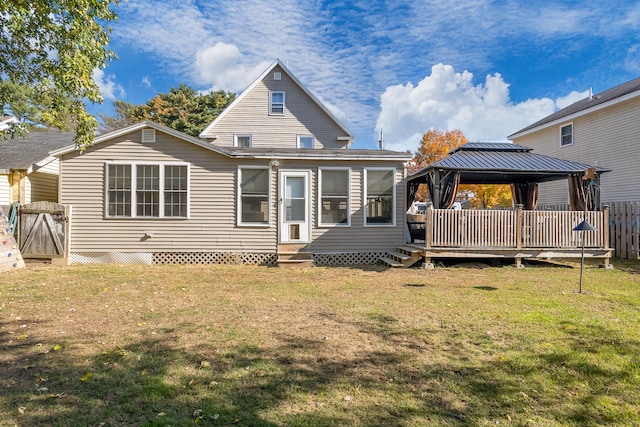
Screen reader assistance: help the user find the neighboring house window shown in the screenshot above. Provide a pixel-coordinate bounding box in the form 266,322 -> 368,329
234,134 -> 252,147
319,168 -> 350,226
270,91 -> 285,115
364,168 -> 395,226
238,167 -> 270,225
560,123 -> 573,146
297,135 -> 314,149
106,163 -> 189,218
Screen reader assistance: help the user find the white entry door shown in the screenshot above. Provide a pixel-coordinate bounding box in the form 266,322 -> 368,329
279,170 -> 311,243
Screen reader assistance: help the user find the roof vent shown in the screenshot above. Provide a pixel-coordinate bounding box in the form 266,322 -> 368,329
141,129 -> 156,143
274,72 -> 281,81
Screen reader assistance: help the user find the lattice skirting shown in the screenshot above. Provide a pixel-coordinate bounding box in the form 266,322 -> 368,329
153,252 -> 277,265
71,252 -> 386,266
313,252 -> 388,266
71,252 -> 277,265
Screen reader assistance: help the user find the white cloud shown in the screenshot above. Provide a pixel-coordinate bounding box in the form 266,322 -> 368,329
141,77 -> 151,88
556,90 -> 590,109
92,68 -> 125,100
194,42 -> 271,92
375,64 -> 567,153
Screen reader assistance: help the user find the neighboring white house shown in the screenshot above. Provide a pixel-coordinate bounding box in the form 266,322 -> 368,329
509,77 -> 640,205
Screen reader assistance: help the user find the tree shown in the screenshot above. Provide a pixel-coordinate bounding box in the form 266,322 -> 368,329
0,0 -> 120,147
410,129 -> 513,209
410,129 -> 468,173
99,85 -> 236,137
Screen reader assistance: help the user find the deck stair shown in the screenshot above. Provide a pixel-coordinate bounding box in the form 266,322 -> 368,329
277,244 -> 314,268
381,245 -> 424,268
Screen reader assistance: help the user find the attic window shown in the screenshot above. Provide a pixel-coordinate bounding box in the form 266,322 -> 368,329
141,129 -> 156,143
274,72 -> 281,81
560,123 -> 573,147
270,91 -> 285,115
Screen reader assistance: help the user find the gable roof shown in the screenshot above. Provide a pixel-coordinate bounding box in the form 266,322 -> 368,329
409,142 -> 609,185
199,59 -> 354,141
51,121 -> 233,157
51,120 -> 409,162
0,131 -> 75,173
509,77 -> 640,139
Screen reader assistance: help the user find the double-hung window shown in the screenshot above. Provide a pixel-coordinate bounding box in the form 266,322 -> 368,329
364,168 -> 395,226
238,167 -> 270,225
560,123 -> 573,146
270,91 -> 285,115
106,163 -> 189,218
319,168 -> 350,226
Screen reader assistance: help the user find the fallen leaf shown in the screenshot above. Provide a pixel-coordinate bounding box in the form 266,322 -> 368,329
80,372 -> 93,382
53,344 -> 62,351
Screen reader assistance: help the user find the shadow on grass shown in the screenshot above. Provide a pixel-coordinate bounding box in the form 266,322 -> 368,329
2,310 -> 639,426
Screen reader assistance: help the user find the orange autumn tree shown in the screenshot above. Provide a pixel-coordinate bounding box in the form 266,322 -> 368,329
410,129 -> 512,209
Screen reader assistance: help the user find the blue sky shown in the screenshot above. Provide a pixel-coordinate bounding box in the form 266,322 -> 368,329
90,0 -> 640,151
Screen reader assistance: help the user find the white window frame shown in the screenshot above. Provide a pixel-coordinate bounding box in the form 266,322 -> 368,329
269,91 -> 285,115
297,135 -> 314,149
318,167 -> 351,227
363,167 -> 396,227
560,123 -> 573,147
234,134 -> 252,147
104,162 -> 190,219
237,166 -> 271,227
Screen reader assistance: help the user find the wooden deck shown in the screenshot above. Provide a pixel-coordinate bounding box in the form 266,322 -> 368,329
417,206 -> 612,267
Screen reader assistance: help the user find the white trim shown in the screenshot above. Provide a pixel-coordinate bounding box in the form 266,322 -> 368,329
363,167 -> 396,227
199,60 -> 354,141
234,134 -> 252,147
52,121 -> 232,158
104,161 -> 190,219
559,122 -> 573,147
279,169 -> 312,243
269,90 -> 286,115
318,167 -> 351,227
237,165 -> 271,227
297,134 -> 314,149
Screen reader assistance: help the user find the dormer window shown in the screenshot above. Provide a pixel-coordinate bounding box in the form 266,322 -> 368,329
560,123 -> 573,146
270,91 -> 285,115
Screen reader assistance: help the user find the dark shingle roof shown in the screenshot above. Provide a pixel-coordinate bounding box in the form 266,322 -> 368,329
409,142 -> 609,185
0,132 -> 75,171
225,146 -> 412,161
509,77 -> 640,137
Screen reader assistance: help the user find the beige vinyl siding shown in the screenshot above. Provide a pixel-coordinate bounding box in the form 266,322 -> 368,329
27,171 -> 58,202
0,175 -> 10,205
301,161 -> 406,253
60,131 -> 277,253
60,131 -> 406,255
204,65 -> 348,149
514,96 -> 640,205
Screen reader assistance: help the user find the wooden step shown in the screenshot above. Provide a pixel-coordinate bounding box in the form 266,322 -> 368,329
277,259 -> 314,268
380,256 -> 405,268
398,245 -> 423,255
389,251 -> 412,262
277,251 -> 313,261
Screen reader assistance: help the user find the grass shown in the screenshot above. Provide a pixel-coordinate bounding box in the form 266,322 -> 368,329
1,259 -> 639,426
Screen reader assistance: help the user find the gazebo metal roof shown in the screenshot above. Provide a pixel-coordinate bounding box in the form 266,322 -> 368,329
408,142 -> 610,185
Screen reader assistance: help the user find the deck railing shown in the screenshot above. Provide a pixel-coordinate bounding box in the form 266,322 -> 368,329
425,205 -> 608,249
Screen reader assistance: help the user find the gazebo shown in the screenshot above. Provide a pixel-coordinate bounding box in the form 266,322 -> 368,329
400,143 -> 612,268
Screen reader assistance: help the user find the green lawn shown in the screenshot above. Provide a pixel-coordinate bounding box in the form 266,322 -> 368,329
1,260 -> 639,426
